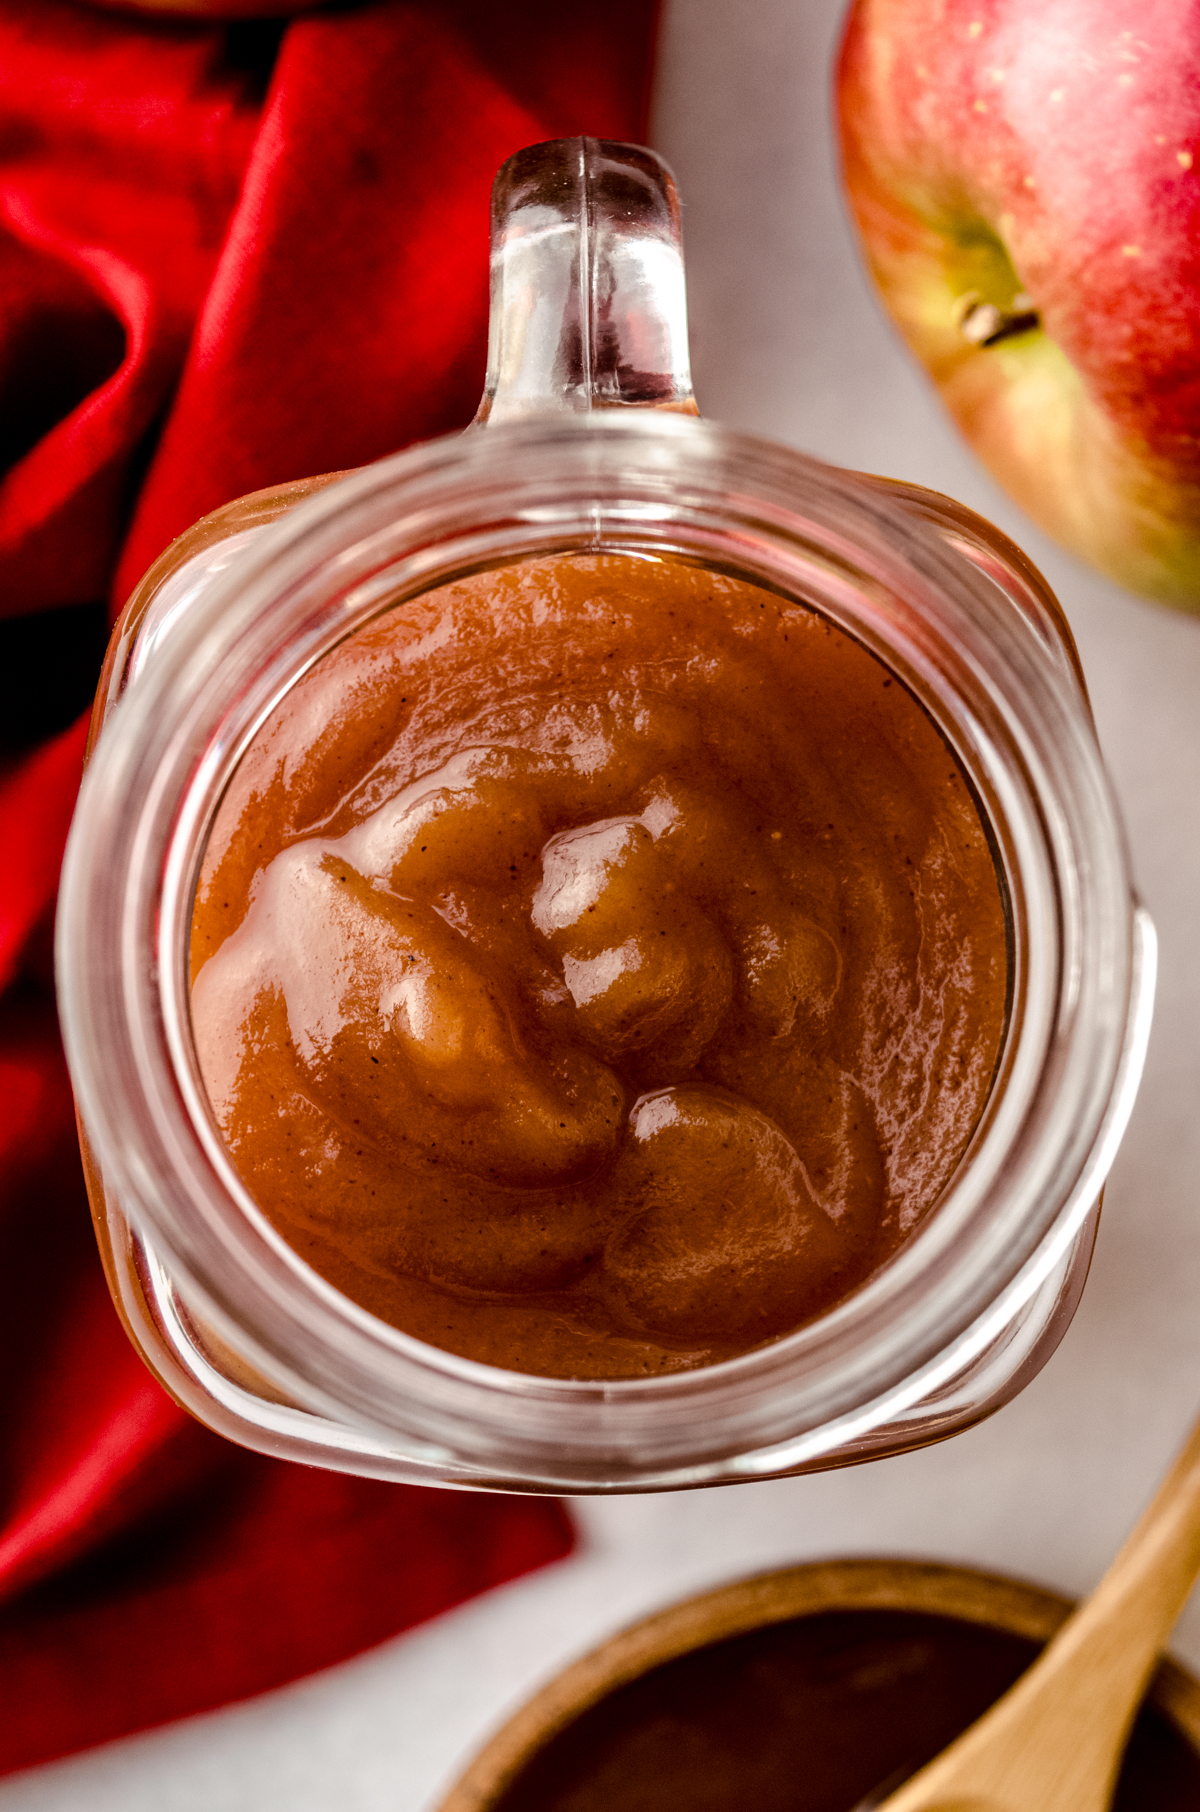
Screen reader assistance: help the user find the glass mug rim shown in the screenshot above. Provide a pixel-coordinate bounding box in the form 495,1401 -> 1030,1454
57,411 -> 1153,1490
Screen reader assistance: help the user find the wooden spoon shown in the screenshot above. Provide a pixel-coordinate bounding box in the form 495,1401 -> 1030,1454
866,1410 -> 1200,1812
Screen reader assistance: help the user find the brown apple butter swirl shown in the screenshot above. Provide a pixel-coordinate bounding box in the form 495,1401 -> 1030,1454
190,553 -> 1008,1378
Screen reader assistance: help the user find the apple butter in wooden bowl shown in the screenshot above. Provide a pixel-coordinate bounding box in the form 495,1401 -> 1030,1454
435,1559 -> 1200,1812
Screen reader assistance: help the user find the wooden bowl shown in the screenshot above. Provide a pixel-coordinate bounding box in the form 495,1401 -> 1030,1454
435,1557 -> 1200,1811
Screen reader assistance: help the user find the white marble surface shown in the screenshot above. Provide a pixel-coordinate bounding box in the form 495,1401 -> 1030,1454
7,0 -> 1200,1805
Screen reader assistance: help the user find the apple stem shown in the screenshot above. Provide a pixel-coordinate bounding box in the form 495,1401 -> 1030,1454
960,298 -> 1041,348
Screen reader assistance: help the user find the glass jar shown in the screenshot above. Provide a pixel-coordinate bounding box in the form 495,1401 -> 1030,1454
57,140 -> 1154,1493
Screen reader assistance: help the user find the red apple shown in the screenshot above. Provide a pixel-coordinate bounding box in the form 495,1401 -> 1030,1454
837,0 -> 1200,610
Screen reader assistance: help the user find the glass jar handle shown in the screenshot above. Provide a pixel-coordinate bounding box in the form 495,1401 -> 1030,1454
475,137 -> 698,424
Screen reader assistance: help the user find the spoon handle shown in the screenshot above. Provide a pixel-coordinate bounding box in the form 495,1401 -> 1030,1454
876,1408 -> 1200,1812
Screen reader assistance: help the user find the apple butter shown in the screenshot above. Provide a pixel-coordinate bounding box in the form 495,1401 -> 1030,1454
484,1609 -> 1200,1812
190,552 -> 1008,1378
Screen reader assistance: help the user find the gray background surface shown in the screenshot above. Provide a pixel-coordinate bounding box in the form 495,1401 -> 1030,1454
6,0 -> 1200,1804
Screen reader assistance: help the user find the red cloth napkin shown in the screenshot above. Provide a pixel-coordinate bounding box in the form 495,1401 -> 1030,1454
0,0 -> 658,1776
